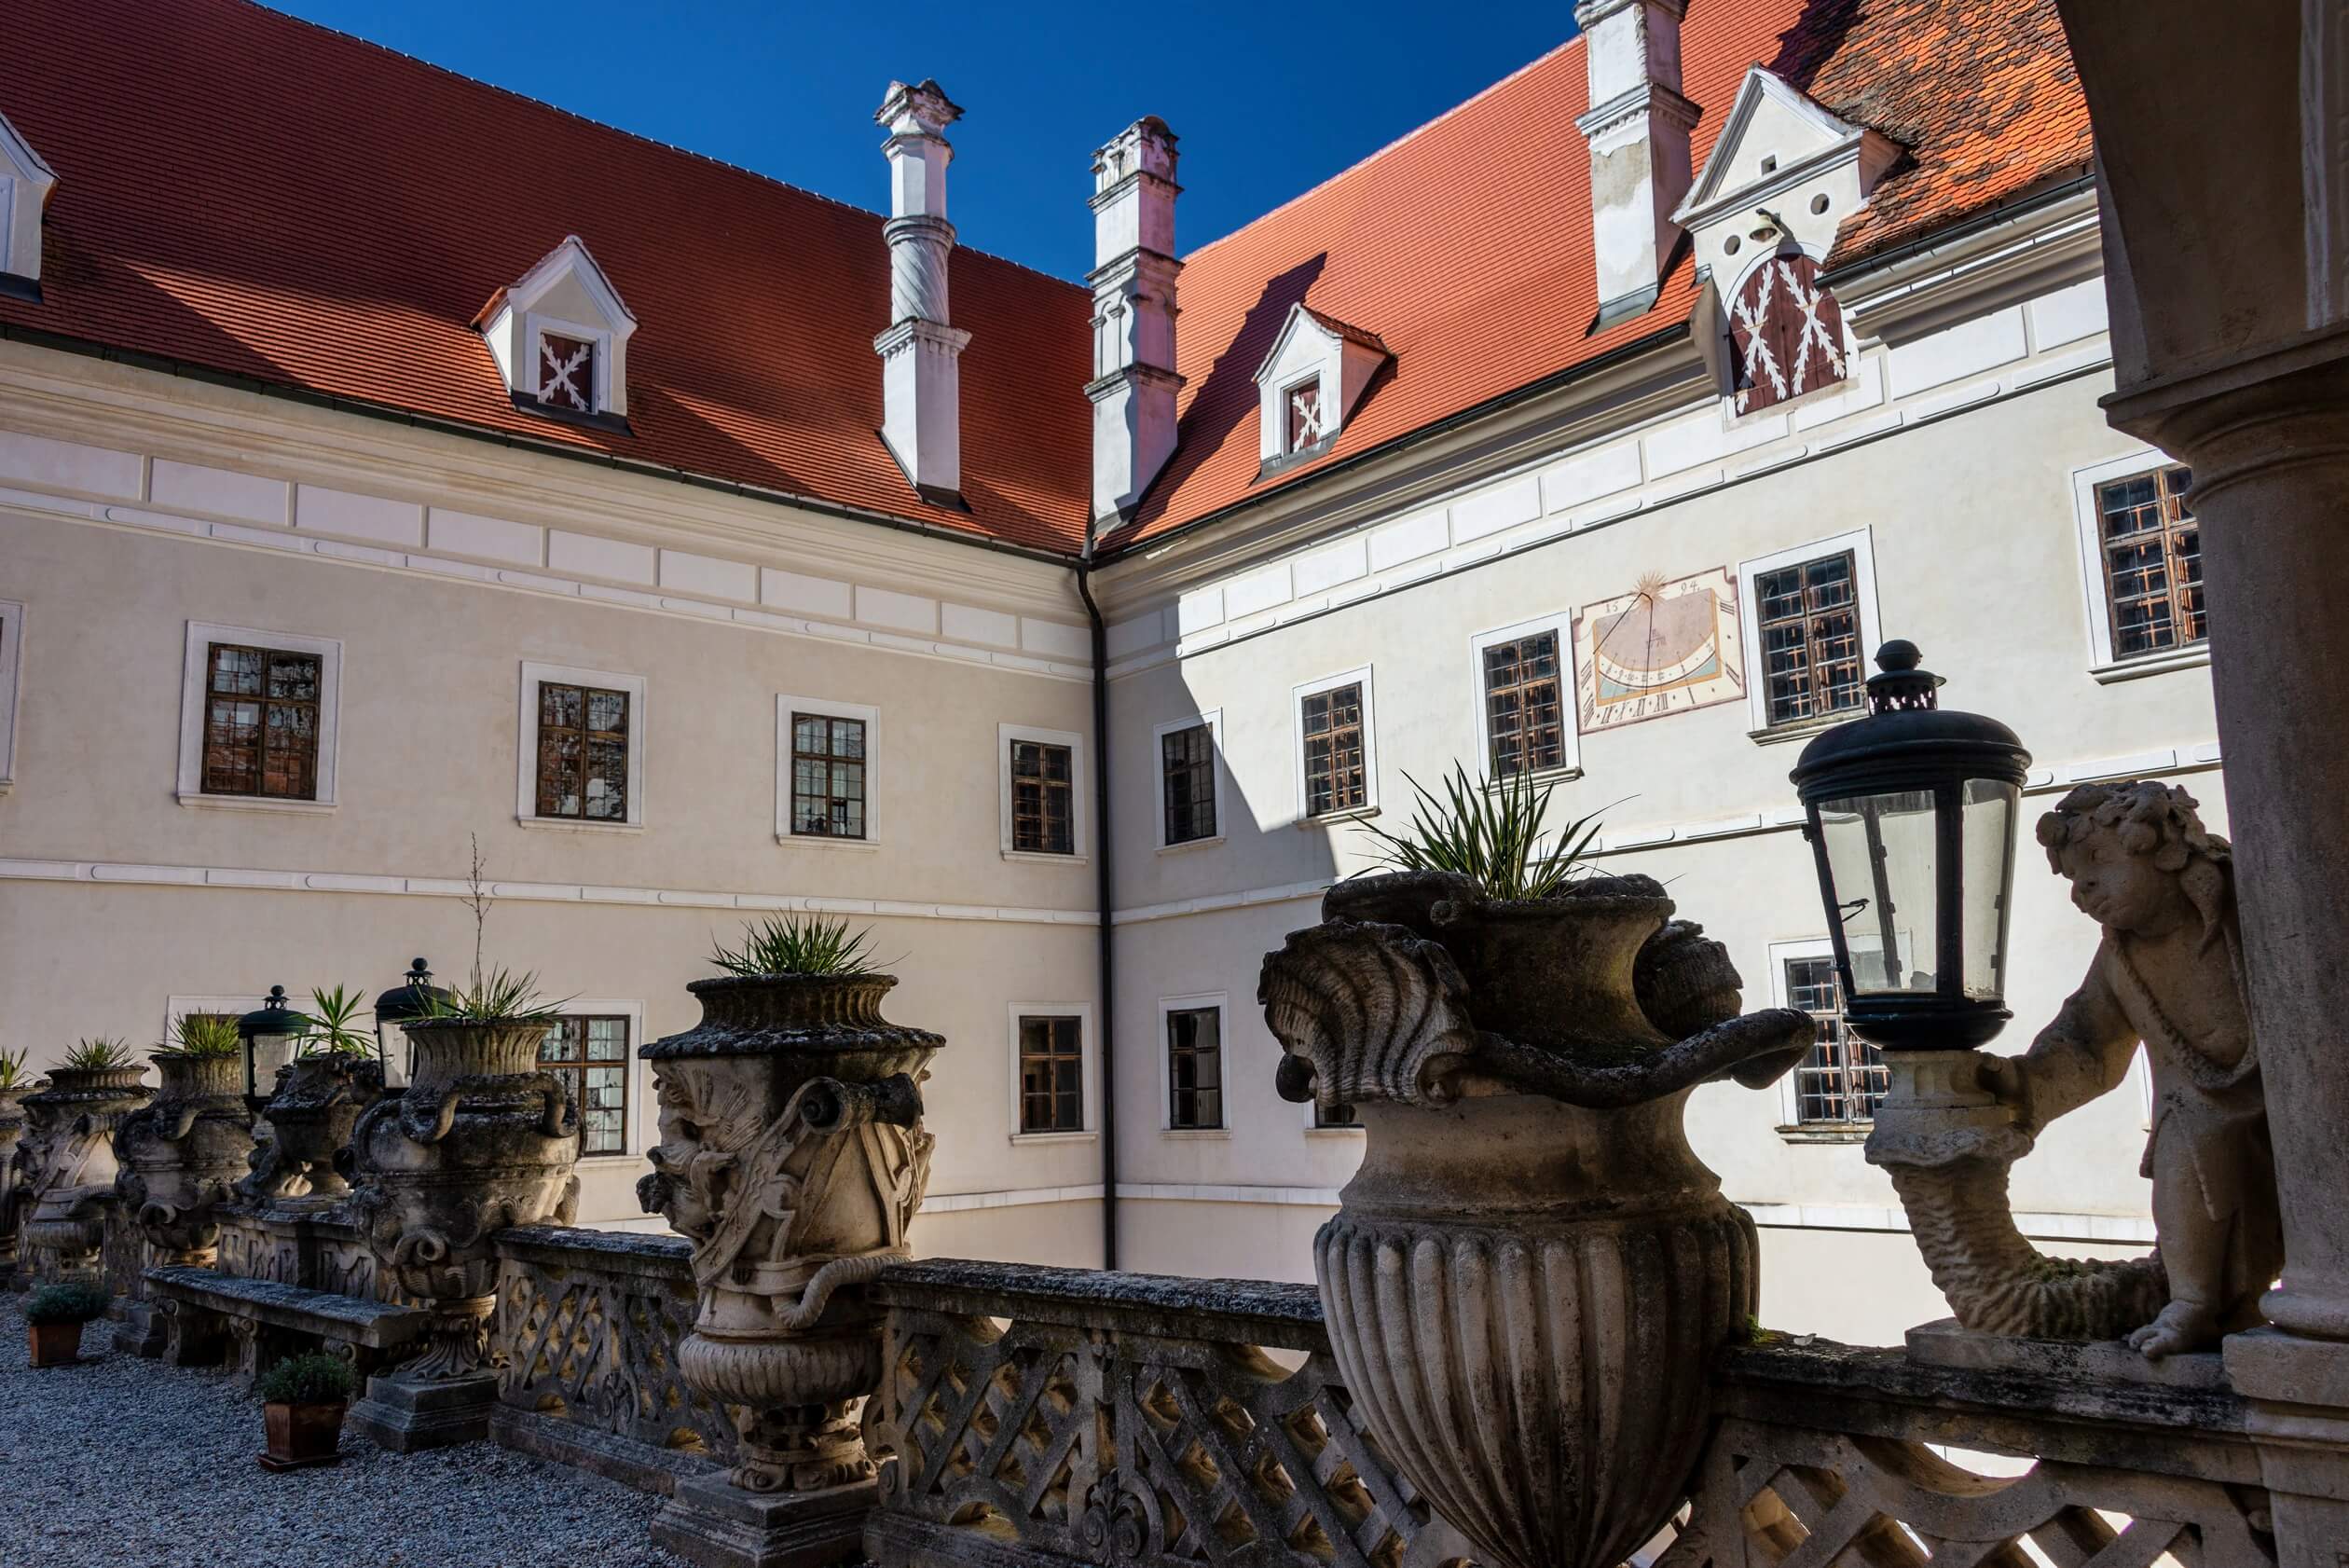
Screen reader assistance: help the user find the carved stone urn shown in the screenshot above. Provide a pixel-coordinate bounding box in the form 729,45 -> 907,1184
238,1052 -> 382,1207
1260,871 -> 1813,1568
114,1052 -> 256,1355
20,1066 -> 152,1286
639,973 -> 941,1568
344,1020 -> 580,1451
0,1082 -> 35,1288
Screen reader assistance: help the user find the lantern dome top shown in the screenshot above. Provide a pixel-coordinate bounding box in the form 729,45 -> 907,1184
373,957 -> 455,1024
237,983 -> 312,1040
1790,642 -> 2029,800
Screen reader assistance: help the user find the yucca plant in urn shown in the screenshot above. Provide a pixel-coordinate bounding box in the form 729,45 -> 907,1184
114,1015 -> 257,1355
343,966 -> 580,1451
1259,768 -> 1814,1568
639,915 -> 941,1568
0,1049 -> 40,1290
20,1038 -> 151,1286
237,986 -> 384,1210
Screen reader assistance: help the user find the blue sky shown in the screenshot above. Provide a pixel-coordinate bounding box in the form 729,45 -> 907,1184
271,2 -> 1576,280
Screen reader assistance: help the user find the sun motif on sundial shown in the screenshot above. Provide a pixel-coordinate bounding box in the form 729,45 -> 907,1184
1571,566 -> 1746,731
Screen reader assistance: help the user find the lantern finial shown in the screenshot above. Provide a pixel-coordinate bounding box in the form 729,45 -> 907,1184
1865,640 -> 1944,715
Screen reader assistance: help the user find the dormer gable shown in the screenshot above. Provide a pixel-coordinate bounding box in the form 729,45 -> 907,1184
1252,304 -> 1391,469
1670,69 -> 1899,287
0,108 -> 60,300
474,235 -> 638,424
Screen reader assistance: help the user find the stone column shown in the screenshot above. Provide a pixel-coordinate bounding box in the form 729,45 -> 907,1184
114,1052 -> 255,1355
19,1066 -> 150,1286
2107,326 -> 2349,1564
0,1083 -> 32,1289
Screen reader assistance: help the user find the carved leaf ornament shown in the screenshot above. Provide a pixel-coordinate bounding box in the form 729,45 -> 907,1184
1730,252 -> 1848,415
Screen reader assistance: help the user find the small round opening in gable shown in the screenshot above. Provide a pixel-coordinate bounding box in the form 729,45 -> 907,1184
1811,193 -> 1831,215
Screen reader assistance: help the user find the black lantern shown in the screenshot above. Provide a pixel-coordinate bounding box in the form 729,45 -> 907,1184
1789,641 -> 2031,1052
237,984 -> 313,1107
371,957 -> 453,1090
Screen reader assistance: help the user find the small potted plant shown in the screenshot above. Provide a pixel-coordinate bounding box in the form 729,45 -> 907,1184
254,1349 -> 358,1469
24,1280 -> 108,1366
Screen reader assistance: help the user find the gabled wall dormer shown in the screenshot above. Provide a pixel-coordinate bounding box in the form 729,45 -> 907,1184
1253,304 -> 1390,469
1673,70 -> 1897,417
0,109 -> 60,300
474,235 -> 638,424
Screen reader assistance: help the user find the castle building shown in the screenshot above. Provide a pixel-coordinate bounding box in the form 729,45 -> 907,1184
0,0 -> 2201,1339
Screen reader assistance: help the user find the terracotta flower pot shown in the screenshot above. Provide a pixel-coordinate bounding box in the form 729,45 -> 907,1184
28,1319 -> 83,1367
260,1400 -> 348,1470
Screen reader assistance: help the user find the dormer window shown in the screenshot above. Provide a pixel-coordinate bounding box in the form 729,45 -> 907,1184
474,235 -> 637,428
0,108 -> 60,300
1253,304 -> 1390,473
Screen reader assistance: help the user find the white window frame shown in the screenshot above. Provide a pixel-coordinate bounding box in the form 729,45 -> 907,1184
1468,613 -> 1582,782
529,313 -> 615,416
2069,447 -> 2208,683
0,597 -> 22,791
1764,937 -> 1841,1132
1735,527 -> 1883,742
1008,1001 -> 1097,1144
1302,1094 -> 1365,1135
1158,991 -> 1231,1137
543,999 -> 649,1160
1292,665 -> 1379,824
176,621 -> 344,812
1151,709 -> 1225,852
517,660 -> 648,832
999,722 -> 1088,863
776,695 -> 881,848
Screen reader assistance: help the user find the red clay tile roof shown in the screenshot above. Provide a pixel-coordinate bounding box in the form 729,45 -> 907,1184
0,0 -> 1094,556
1106,0 -> 2089,551
1298,308 -> 1393,357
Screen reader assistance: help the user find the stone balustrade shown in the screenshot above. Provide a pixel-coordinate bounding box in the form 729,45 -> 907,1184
859,1259 -> 1478,1568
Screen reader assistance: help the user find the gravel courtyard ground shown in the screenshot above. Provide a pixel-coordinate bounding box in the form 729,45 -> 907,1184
0,1293 -> 694,1568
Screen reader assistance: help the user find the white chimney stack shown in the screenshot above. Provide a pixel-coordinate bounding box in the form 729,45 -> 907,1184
1573,0 -> 1696,325
873,79 -> 971,502
1087,117 -> 1183,523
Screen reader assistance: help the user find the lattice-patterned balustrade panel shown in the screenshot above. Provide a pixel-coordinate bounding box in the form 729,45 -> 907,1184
491,1224 -> 736,1463
864,1259 -> 1475,1568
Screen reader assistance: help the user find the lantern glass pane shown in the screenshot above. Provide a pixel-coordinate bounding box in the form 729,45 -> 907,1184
1961,777 -> 2018,1001
1818,789 -> 1939,995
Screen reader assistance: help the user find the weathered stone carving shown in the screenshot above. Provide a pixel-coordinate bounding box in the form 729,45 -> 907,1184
344,1020 -> 581,1451
0,1080 -> 36,1288
638,972 -> 941,1568
1867,781 -> 2275,1357
238,1053 -> 382,1205
114,1051 -> 256,1355
1259,870 -> 1812,1568
19,1065 -> 151,1284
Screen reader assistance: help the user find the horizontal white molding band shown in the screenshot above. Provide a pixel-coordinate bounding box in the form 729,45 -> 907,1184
1110,745 -> 2221,926
0,485 -> 1092,685
0,855 -> 1095,928
922,1183 -> 1106,1214
1742,1202 -> 2154,1246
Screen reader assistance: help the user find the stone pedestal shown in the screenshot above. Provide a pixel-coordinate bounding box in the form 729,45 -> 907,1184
347,1369 -> 500,1452
654,1476 -> 874,1568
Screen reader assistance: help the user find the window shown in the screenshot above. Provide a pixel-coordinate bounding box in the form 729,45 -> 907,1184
1157,714 -> 1220,847
517,663 -> 646,829
539,331 -> 598,412
1163,1001 -> 1225,1132
1481,630 -> 1566,776
1785,955 -> 1887,1125
791,713 -> 868,839
2095,465 -> 2202,661
0,598 -> 21,791
1296,670 -> 1373,818
176,623 -> 342,809
1284,379 -> 1326,453
1312,1099 -> 1359,1130
476,237 -> 636,420
998,724 -> 1086,860
540,1014 -> 630,1156
1018,1014 -> 1085,1135
536,681 -> 629,820
1753,551 -> 1864,727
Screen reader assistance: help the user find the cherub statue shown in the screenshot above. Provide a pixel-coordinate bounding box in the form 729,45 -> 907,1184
1979,781 -> 2282,1357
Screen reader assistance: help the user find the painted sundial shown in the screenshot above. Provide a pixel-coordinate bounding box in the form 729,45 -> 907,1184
1571,566 -> 1745,731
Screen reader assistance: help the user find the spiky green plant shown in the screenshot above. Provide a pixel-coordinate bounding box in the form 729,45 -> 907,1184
158,1013 -> 242,1061
413,965 -> 567,1025
1353,763 -> 1610,901
0,1048 -> 29,1089
62,1038 -> 134,1071
708,914 -> 882,979
295,984 -> 376,1058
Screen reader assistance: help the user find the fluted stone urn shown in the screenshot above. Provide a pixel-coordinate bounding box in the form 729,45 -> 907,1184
20,1065 -> 152,1286
1260,871 -> 1812,1568
238,1052 -> 382,1207
0,1082 -> 37,1289
344,1019 -> 581,1451
114,1052 -> 257,1355
639,973 -> 941,1568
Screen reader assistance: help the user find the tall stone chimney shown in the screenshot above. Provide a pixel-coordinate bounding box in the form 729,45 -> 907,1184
1087,117 -> 1183,523
873,79 -> 970,502
1573,0 -> 1696,325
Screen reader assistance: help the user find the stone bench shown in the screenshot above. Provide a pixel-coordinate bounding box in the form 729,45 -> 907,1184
144,1264 -> 429,1387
